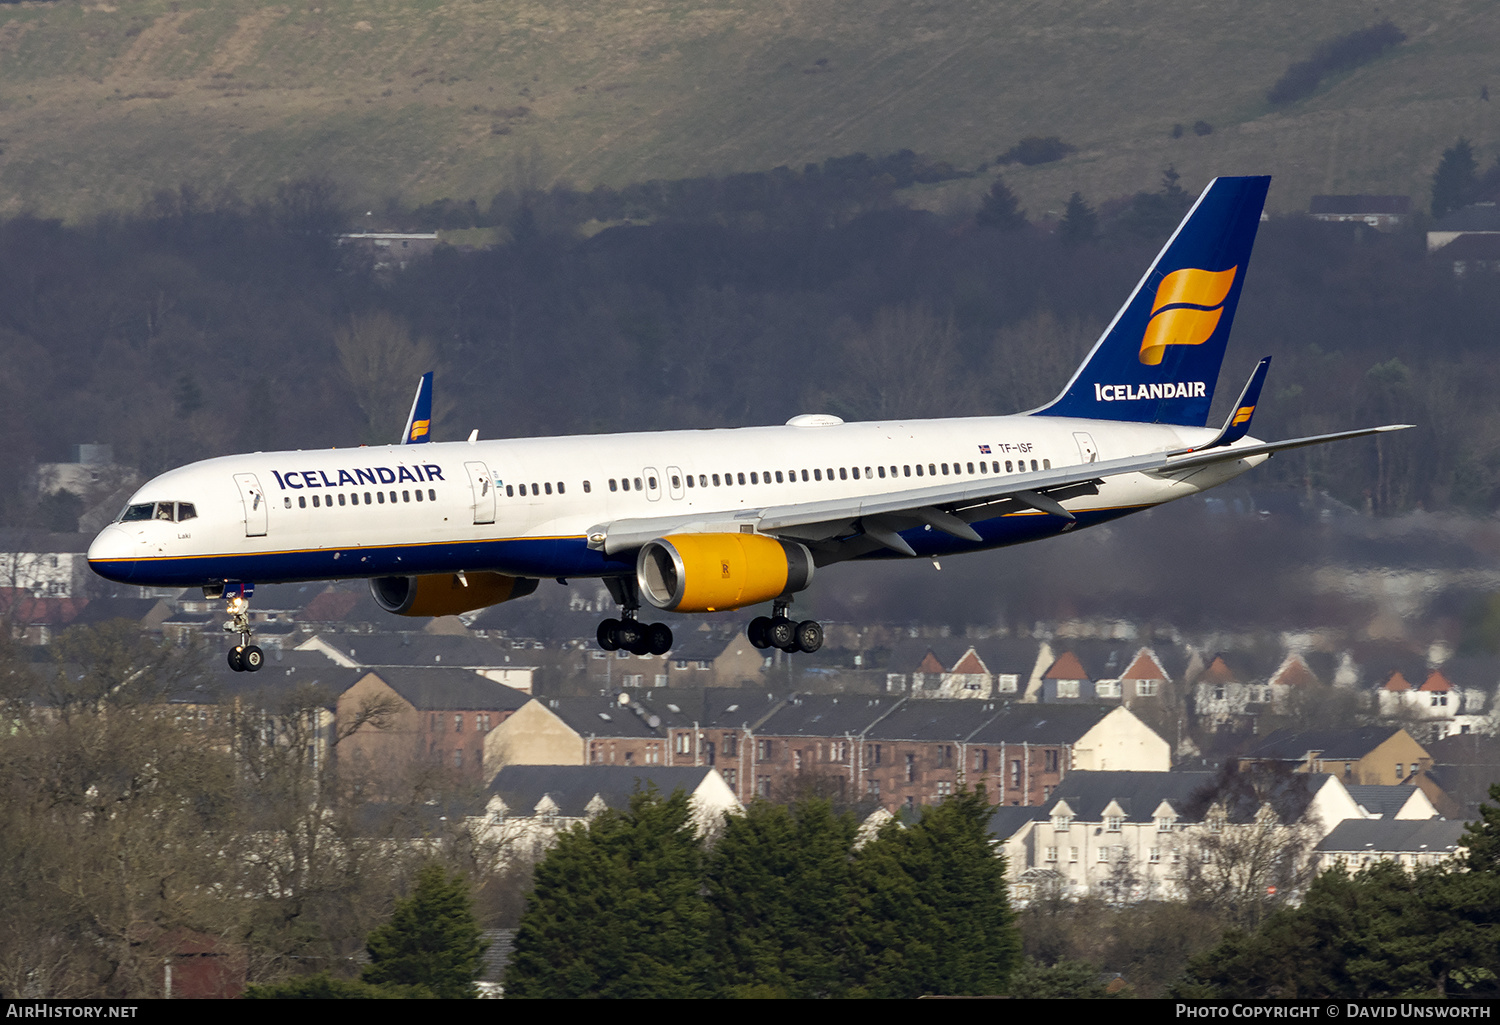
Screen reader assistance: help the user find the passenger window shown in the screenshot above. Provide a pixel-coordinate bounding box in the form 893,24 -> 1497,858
929,464 -> 936,475
750,472 -> 758,484
389,491 -> 397,503
865,466 -> 872,478
299,496 -> 308,508
941,463 -> 949,475
814,469 -> 822,481
635,478 -> 643,490
851,467 -> 859,480
904,466 -> 911,477
878,466 -> 886,478
609,479 -> 618,492
1006,460 -> 1013,472
967,462 -> 975,474
403,491 -> 410,502
1031,460 -> 1038,471
774,471 -> 783,483
916,465 -> 924,476
413,490 -> 422,502
584,481 -> 592,493
312,495 -> 320,508
365,492 -> 373,503
671,476 -> 680,489
685,475 -> 694,488
428,489 -> 436,500
545,482 -> 553,495
558,482 -> 565,494
839,468 -> 847,480
801,470 -> 809,482
712,474 -> 721,486
699,475 -> 708,487
284,497 -> 292,509
1043,459 -> 1051,470
506,485 -> 514,497
338,494 -> 347,506
737,473 -> 746,485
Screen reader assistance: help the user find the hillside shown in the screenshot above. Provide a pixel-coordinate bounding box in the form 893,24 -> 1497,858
1,0 -> 1498,219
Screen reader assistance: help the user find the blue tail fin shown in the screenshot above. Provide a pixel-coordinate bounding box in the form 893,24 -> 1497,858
400,372 -> 434,444
1031,175 -> 1271,427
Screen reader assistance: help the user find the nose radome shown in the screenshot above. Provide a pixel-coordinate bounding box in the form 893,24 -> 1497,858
87,525 -> 137,582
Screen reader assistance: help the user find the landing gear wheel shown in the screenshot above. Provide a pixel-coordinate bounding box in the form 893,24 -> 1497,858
768,617 -> 797,650
227,646 -> 245,673
597,618 -> 621,651
748,616 -> 772,649
242,645 -> 265,672
617,620 -> 646,655
795,620 -> 824,654
646,622 -> 674,656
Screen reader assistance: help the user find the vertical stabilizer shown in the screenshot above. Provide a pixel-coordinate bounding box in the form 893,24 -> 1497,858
1031,175 -> 1270,426
400,372 -> 434,444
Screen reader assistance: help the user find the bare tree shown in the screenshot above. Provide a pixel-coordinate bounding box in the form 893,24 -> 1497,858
332,312 -> 438,444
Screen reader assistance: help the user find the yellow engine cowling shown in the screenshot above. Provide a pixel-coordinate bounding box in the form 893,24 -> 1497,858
637,533 -> 814,613
370,572 -> 539,617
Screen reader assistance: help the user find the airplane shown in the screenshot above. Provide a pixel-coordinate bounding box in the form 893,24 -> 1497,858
87,175 -> 1410,672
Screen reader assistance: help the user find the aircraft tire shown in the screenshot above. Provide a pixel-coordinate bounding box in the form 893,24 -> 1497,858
795,620 -> 824,654
747,616 -> 772,649
616,620 -> 645,652
647,622 -> 673,656
768,617 -> 796,650
597,618 -> 621,651
243,645 -> 265,672
227,647 -> 245,673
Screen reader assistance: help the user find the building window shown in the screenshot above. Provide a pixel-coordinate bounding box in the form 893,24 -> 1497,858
1097,847 -> 1109,863
757,739 -> 774,760
723,734 -> 738,758
454,714 -> 463,733
1010,760 -> 1022,788
973,749 -> 989,772
905,754 -> 916,782
675,733 -> 691,755
1136,679 -> 1158,697
453,749 -> 463,768
867,778 -> 880,797
1056,680 -> 1079,698
997,673 -> 1018,693
1052,814 -> 1071,831
1045,847 -> 1058,863
1149,847 -> 1161,863
1106,816 -> 1123,832
722,768 -> 737,789
937,781 -> 952,796
757,776 -> 771,798
1044,750 -> 1060,774
1156,816 -> 1173,832
1069,847 -> 1079,863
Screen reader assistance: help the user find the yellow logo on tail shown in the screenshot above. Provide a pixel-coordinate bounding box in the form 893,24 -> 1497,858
1139,266 -> 1238,366
1231,404 -> 1255,426
409,419 -> 430,440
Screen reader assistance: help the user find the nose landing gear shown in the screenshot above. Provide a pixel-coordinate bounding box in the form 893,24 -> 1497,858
219,587 -> 264,673
748,600 -> 823,654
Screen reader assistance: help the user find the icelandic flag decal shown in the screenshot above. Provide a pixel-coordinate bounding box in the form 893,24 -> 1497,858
978,444 -> 992,454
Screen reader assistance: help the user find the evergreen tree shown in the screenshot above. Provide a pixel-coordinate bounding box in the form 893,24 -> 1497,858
976,176 -> 1028,231
706,798 -> 859,997
1058,192 -> 1098,247
1461,783 -> 1500,873
505,787 -> 713,998
847,789 -> 1020,997
1431,138 -> 1479,219
361,863 -> 487,999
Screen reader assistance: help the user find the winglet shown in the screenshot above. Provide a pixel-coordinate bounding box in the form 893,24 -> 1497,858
400,372 -> 434,445
1186,357 -> 1271,452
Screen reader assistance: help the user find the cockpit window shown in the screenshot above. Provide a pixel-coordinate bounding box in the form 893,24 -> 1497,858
119,502 -> 197,523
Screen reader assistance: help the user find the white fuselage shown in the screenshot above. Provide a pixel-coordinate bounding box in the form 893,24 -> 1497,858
86,413 -> 1265,594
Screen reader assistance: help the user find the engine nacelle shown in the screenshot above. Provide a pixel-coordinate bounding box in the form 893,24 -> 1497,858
370,572 -> 539,617
637,533 -> 814,613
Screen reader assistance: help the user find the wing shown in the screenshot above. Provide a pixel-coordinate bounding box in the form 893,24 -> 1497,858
586,424 -> 1412,563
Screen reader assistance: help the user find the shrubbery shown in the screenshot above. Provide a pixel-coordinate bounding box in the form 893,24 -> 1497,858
1267,21 -> 1405,106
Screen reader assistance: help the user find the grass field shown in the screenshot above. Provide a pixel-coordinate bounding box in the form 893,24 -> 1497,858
1,0 -> 1498,220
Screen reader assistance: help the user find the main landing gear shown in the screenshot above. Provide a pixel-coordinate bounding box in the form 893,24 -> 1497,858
219,587 -> 264,673
748,600 -> 823,654
596,576 -> 674,656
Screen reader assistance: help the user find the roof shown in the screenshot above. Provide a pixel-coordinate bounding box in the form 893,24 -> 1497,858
1245,727 -> 1415,762
755,694 -> 900,737
301,632 -> 512,668
364,667 -> 531,712
1344,785 -> 1428,819
536,695 -> 686,739
1314,818 -> 1468,855
864,699 -> 1006,742
1043,771 -> 1216,823
1434,233 -> 1500,260
1418,670 -> 1452,693
695,688 -> 786,730
1309,195 -> 1411,215
966,704 -> 1112,745
67,598 -> 169,628
1431,202 -> 1500,232
987,804 -> 1048,841
485,764 -> 719,818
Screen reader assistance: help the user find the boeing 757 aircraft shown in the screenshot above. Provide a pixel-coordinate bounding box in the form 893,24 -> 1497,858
88,175 -> 1409,672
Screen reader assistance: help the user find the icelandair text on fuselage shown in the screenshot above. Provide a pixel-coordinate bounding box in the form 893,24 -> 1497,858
1095,381 -> 1207,401
1177,1007 -> 1490,1019
269,465 -> 446,490
6,1007 -> 137,1018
